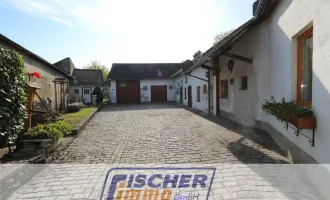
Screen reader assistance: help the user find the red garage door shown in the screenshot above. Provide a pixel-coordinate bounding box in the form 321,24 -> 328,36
116,80 -> 140,103
151,85 -> 167,102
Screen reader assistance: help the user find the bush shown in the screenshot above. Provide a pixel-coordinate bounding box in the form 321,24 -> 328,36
92,86 -> 103,104
27,123 -> 63,144
0,48 -> 27,147
66,102 -> 83,113
52,121 -> 72,136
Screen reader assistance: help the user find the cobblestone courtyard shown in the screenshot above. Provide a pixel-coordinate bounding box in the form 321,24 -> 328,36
56,103 -> 290,164
3,103 -> 326,200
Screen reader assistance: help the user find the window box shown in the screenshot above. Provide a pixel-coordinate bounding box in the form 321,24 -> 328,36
296,117 -> 316,129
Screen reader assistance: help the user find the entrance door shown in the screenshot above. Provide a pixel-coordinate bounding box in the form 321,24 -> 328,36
180,87 -> 183,104
188,86 -> 192,107
151,85 -> 167,102
82,87 -> 91,104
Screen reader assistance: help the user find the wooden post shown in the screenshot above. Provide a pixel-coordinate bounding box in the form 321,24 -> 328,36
25,87 -> 34,131
213,57 -> 220,116
54,81 -> 57,112
208,69 -> 211,115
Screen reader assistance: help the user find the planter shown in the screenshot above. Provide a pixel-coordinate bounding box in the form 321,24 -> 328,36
296,117 -> 316,129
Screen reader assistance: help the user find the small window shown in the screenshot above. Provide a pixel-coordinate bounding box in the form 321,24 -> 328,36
83,89 -> 90,94
203,85 -> 207,94
196,86 -> 201,102
221,80 -> 228,98
241,76 -> 248,90
184,88 -> 187,99
74,89 -> 79,94
185,75 -> 188,83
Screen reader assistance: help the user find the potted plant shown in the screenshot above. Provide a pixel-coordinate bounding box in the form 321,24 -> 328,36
296,108 -> 316,129
262,97 -> 316,129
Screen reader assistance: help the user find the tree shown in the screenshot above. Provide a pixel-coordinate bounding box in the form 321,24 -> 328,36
193,50 -> 202,60
213,29 -> 235,45
0,48 -> 27,151
84,61 -> 109,81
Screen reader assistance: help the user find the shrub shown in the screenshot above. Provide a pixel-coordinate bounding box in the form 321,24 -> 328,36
92,86 -> 103,104
0,48 -> 27,148
52,121 -> 72,136
27,123 -> 63,144
66,102 -> 84,113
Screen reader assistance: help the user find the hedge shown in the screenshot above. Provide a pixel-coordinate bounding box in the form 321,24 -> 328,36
0,48 -> 27,148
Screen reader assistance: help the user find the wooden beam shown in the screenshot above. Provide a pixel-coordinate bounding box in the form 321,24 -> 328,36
201,64 -> 219,72
187,74 -> 208,82
223,52 -> 253,64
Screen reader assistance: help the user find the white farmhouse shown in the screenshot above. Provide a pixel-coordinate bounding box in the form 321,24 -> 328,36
109,0 -> 330,163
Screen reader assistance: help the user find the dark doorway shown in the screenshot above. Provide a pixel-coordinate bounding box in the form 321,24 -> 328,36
151,85 -> 167,102
188,86 -> 192,107
180,87 -> 183,104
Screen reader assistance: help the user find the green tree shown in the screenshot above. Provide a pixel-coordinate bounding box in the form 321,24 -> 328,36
0,48 -> 27,151
213,29 -> 235,45
193,50 -> 202,60
84,60 -> 109,81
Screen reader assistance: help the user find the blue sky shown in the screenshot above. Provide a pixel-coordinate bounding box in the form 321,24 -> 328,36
0,0 -> 255,69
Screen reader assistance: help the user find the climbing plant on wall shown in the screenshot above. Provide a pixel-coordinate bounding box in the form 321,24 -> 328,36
0,47 -> 27,151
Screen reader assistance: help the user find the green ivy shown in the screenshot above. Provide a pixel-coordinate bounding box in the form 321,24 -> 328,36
0,48 -> 27,147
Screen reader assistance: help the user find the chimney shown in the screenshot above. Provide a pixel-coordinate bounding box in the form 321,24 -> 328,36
253,0 -> 260,17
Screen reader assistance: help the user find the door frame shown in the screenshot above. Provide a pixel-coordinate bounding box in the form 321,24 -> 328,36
82,87 -> 92,104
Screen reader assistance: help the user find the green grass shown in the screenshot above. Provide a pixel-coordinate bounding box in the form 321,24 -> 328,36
103,96 -> 110,104
61,107 -> 96,127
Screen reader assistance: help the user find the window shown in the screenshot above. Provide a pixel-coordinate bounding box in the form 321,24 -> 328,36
240,76 -> 248,90
203,85 -> 207,94
83,89 -> 90,94
196,86 -> 201,102
298,27 -> 313,107
221,80 -> 228,98
185,75 -> 188,83
184,88 -> 187,99
177,88 -> 179,95
74,89 -> 79,94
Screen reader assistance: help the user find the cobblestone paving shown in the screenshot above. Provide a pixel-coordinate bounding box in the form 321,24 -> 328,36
56,103 -> 290,164
3,103 -> 325,200
5,164 -> 324,200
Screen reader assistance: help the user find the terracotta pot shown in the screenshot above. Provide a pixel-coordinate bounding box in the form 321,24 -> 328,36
296,117 -> 316,129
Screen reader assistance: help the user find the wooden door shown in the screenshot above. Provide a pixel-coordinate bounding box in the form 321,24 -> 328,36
151,85 -> 167,102
180,87 -> 183,104
188,86 -> 192,107
116,80 -> 140,103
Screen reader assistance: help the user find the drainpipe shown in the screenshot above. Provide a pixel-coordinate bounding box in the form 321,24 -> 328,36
208,69 -> 211,115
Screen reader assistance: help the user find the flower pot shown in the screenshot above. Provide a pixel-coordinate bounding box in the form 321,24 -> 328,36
296,117 -> 316,129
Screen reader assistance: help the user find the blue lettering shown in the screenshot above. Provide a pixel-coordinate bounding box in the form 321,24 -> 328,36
192,174 -> 207,188
179,175 -> 192,188
148,174 -> 162,188
163,174 -> 179,188
134,174 -> 146,188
